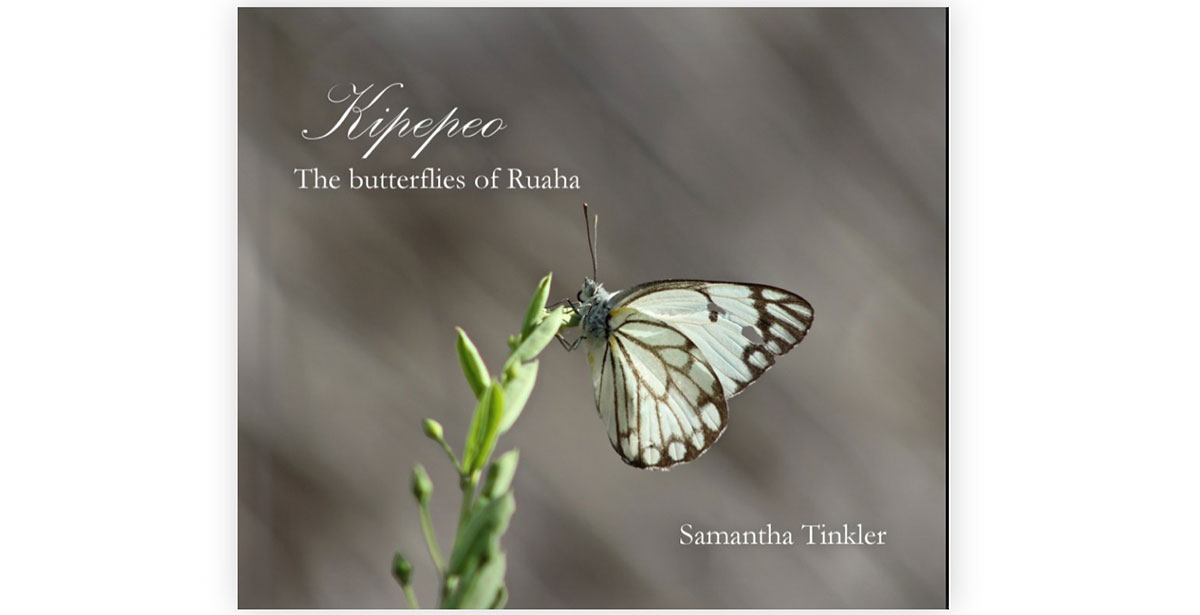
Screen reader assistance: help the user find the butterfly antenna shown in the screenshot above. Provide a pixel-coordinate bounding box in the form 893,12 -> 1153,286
592,213 -> 599,280
583,202 -> 599,280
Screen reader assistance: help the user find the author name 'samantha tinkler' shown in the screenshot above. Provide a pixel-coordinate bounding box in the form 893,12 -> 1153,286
680,523 -> 887,546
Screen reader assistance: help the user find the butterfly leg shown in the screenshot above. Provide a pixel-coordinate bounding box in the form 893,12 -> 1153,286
555,331 -> 583,352
553,298 -> 584,351
555,332 -> 572,351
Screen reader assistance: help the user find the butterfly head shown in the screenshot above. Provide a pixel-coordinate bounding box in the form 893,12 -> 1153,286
578,277 -> 609,304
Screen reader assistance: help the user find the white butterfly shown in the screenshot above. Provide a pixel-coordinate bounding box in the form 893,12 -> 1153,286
566,206 -> 814,470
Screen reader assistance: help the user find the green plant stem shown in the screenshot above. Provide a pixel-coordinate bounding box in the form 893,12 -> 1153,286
457,475 -> 475,532
438,438 -> 463,474
434,476 -> 476,607
401,582 -> 420,609
418,500 -> 444,575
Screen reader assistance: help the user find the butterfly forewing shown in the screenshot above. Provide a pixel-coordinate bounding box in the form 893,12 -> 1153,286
613,281 -> 814,397
589,309 -> 729,469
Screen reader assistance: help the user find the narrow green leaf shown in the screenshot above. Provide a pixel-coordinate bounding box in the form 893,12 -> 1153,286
498,360 -> 538,434
455,328 -> 489,400
461,381 -> 505,476
512,305 -> 565,364
470,382 -> 505,475
447,492 -> 515,577
520,273 -> 553,340
444,553 -> 507,609
460,386 -> 491,473
481,450 -> 520,500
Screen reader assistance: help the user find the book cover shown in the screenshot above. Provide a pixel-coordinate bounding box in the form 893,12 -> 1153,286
238,7 -> 948,609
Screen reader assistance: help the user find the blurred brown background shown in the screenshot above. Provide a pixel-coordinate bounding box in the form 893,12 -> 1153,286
239,8 -> 946,609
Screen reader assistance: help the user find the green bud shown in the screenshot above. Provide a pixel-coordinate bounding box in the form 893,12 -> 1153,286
392,552 -> 413,586
455,328 -> 490,399
422,418 -> 444,441
520,273 -> 553,339
411,464 -> 433,503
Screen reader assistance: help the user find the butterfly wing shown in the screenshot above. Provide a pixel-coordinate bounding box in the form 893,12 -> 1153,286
587,308 -> 729,469
612,280 -> 813,398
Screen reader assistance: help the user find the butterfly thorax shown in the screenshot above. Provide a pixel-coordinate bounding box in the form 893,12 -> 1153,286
578,278 -> 617,343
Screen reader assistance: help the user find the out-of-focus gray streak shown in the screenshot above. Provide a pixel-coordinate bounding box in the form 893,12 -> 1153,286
239,8 -> 945,608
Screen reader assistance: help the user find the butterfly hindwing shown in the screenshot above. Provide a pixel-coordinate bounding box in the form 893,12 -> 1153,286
612,280 -> 814,397
588,308 -> 729,469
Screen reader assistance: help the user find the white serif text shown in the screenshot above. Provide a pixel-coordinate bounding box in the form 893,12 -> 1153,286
300,82 -> 507,160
